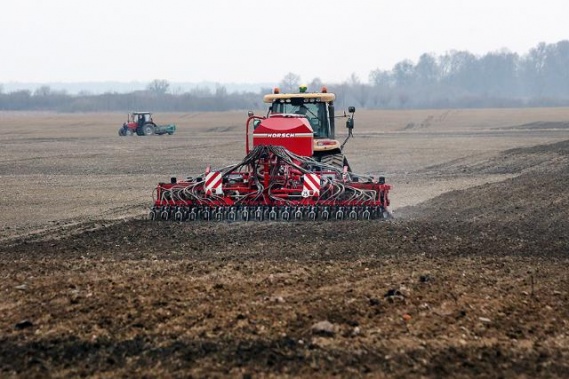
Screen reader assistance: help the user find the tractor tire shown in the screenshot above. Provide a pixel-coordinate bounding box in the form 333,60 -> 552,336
320,153 -> 347,170
141,123 -> 156,136
118,128 -> 126,136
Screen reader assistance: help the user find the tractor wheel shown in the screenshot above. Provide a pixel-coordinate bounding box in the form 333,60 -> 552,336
118,128 -> 126,136
141,123 -> 156,136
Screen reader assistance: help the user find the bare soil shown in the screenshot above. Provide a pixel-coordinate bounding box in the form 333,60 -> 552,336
0,109 -> 568,378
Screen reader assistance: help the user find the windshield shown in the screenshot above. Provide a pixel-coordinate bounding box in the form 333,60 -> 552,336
270,101 -> 330,138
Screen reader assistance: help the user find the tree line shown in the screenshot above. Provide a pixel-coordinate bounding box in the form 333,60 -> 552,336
1,40 -> 567,112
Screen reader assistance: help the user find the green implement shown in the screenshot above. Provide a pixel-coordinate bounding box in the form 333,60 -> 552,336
154,124 -> 176,135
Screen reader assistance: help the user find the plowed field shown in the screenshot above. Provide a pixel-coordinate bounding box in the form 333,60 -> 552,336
1,109 -> 568,378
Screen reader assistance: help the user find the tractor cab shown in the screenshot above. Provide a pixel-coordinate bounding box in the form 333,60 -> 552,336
130,112 -> 153,126
269,97 -> 330,138
264,88 -> 336,140
261,86 -> 355,157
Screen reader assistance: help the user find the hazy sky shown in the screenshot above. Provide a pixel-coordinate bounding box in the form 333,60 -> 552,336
1,0 -> 567,85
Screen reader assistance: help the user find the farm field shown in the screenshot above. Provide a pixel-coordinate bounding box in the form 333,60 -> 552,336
0,108 -> 568,378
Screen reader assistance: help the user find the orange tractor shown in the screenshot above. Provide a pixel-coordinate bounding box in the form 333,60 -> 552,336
150,86 -> 391,221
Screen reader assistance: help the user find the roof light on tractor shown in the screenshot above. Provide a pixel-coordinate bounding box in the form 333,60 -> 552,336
149,85 -> 392,222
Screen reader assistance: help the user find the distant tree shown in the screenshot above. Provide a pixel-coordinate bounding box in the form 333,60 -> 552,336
439,50 -> 478,91
7,90 -> 32,110
171,86 -> 184,95
478,50 -> 519,97
279,73 -> 300,93
542,40 -> 569,97
215,85 -> 227,98
369,69 -> 393,88
215,85 -> 229,110
347,73 -> 361,85
415,53 -> 440,85
34,85 -> 51,97
309,77 -> 324,91
147,79 -> 170,95
392,60 -> 415,87
346,73 -> 371,108
259,87 -> 273,96
190,86 -> 213,97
